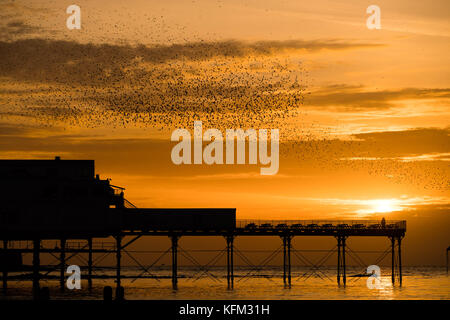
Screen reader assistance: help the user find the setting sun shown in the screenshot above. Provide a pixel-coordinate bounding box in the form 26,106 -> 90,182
372,199 -> 396,213
355,199 -> 403,215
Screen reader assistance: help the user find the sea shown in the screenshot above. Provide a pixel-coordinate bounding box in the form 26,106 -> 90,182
1,266 -> 449,300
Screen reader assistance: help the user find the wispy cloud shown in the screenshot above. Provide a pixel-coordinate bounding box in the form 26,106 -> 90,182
305,85 -> 450,111
0,38 -> 381,82
341,152 -> 450,162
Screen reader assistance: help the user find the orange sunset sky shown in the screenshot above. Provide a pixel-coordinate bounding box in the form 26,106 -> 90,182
0,0 -> 449,265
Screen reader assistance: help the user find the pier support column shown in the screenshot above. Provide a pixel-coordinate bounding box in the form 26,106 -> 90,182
342,236 -> 346,286
226,235 -> 234,290
281,235 -> 292,287
230,236 -> 234,289
390,237 -> 395,285
88,238 -> 93,291
337,237 -> 341,285
390,236 -> 404,286
115,235 -> 122,299
282,237 -> 287,286
398,237 -> 402,286
32,239 -> 40,299
171,235 -> 179,290
287,236 -> 292,287
60,238 -> 66,292
2,240 -> 7,294
337,236 -> 347,286
226,239 -> 230,288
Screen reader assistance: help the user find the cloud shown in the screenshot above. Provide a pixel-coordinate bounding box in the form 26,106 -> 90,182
351,127 -> 450,157
305,85 -> 450,111
0,38 -> 380,84
0,122 -> 65,137
281,127 -> 450,161
0,20 -> 38,39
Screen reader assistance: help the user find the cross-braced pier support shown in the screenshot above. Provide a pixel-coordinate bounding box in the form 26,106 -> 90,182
282,235 -> 292,287
336,236 -> 347,286
390,236 -> 403,286
225,235 -> 234,289
171,235 -> 179,290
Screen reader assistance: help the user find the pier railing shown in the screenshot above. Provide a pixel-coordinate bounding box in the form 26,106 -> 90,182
236,219 -> 406,230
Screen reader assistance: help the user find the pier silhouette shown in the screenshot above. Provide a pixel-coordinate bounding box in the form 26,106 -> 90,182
0,158 -> 406,300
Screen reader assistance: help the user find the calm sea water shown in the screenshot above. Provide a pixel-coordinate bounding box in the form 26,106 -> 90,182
2,266 -> 449,300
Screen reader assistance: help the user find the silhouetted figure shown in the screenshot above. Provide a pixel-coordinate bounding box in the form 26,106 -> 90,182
381,217 -> 386,228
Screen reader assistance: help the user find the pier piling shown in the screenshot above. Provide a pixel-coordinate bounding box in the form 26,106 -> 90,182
171,235 -> 179,290
390,236 -> 403,286
226,235 -> 234,289
398,237 -> 402,286
337,236 -> 341,285
283,237 -> 287,286
342,236 -> 346,286
391,237 -> 395,285
287,236 -> 292,287
337,236 -> 347,286
282,235 -> 292,287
